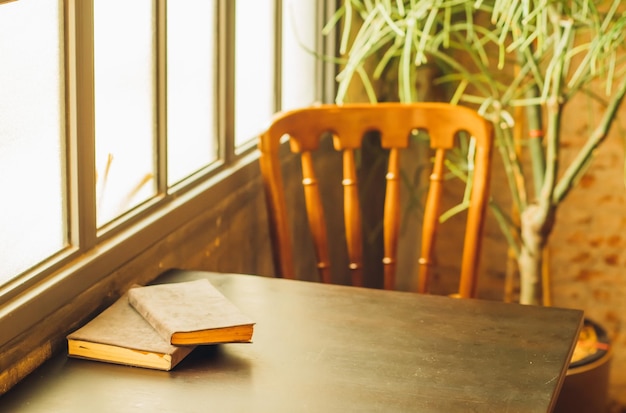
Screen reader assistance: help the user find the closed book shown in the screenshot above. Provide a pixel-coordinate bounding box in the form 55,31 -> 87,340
67,295 -> 195,371
127,279 -> 255,346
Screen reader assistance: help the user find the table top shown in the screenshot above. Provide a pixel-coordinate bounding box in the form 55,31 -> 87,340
2,270 -> 583,413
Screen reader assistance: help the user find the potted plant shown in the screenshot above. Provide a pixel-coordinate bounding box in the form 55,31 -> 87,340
323,0 -> 625,410
325,0 -> 626,305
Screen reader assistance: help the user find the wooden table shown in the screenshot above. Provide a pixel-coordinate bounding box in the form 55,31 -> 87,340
2,270 -> 583,412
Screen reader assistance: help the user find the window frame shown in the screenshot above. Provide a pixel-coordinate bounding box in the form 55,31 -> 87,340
0,0 -> 333,361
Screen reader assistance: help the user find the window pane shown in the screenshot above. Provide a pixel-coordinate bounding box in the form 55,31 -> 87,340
282,0 -> 317,110
234,0 -> 275,147
94,0 -> 156,226
0,0 -> 65,284
167,0 -> 217,185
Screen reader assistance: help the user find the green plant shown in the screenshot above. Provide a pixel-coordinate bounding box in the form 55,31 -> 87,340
325,0 -> 626,304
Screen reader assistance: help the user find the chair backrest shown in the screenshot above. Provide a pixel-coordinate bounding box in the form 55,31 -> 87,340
258,102 -> 493,298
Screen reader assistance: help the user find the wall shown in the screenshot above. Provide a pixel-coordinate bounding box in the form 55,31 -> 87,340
549,92 -> 626,406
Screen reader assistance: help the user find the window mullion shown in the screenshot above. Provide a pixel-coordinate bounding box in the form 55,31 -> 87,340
321,0 -> 336,103
156,0 -> 168,194
67,0 -> 97,249
274,0 -> 282,113
218,0 -> 234,163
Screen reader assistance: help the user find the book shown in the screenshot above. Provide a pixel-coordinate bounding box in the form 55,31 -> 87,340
127,279 -> 255,346
67,295 -> 195,371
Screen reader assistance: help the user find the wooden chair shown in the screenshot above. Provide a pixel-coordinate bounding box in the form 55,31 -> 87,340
258,102 -> 493,298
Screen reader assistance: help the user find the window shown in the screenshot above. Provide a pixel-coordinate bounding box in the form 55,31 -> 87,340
94,0 -> 157,225
0,0 -> 66,284
166,0 -> 217,185
281,0 -> 318,110
234,0 -> 276,147
0,0 -> 328,356
234,0 -> 320,147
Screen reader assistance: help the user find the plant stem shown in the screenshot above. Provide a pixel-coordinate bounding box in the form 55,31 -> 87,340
518,7 -> 567,305
554,75 -> 626,203
516,49 -> 546,200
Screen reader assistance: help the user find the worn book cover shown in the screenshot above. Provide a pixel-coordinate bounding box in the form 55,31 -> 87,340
127,279 -> 255,346
67,295 -> 195,371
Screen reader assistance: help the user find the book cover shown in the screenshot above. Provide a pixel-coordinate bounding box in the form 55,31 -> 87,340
67,294 -> 195,371
127,279 -> 255,346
